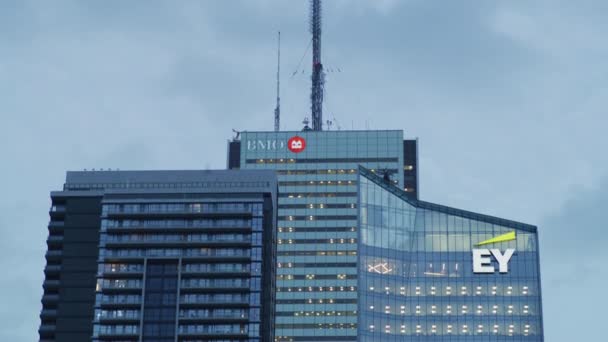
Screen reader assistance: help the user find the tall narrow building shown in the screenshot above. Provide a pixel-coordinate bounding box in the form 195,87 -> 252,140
39,170 -> 277,342
228,130 -> 418,341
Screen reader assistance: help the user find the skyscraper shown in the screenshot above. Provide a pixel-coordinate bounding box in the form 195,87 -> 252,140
228,130 -> 418,342
39,170 -> 277,342
227,129 -> 543,341
357,167 -> 543,341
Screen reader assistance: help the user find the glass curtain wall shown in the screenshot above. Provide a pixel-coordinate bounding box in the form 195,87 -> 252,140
357,170 -> 543,342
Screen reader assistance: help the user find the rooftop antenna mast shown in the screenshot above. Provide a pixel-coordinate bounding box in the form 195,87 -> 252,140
274,31 -> 281,132
310,0 -> 325,131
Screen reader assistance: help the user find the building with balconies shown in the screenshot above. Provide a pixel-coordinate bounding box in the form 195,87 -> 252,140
38,170 -> 277,342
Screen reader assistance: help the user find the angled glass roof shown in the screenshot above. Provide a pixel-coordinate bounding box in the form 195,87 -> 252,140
359,166 -> 537,233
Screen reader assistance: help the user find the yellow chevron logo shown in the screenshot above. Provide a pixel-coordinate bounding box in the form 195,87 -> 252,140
475,231 -> 516,247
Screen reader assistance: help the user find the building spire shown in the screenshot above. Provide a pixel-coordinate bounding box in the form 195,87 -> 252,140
310,0 -> 324,131
274,31 -> 281,132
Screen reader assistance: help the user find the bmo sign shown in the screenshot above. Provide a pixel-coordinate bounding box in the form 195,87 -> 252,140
287,136 -> 306,153
246,136 -> 306,154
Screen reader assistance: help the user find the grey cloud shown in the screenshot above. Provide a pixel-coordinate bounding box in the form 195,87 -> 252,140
1,1 -> 607,341
540,177 -> 608,342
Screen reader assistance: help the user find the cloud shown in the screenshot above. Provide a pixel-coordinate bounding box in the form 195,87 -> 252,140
540,176 -> 608,341
489,0 -> 608,60
333,0 -> 404,15
1,1 -> 607,341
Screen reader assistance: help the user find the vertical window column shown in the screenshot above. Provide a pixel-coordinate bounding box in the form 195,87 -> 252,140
250,214 -> 263,340
142,260 -> 178,342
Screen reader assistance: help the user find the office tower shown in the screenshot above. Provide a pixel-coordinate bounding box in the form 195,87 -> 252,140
227,130 -> 418,342
357,167 -> 544,341
39,170 -> 277,342
227,133 -> 418,200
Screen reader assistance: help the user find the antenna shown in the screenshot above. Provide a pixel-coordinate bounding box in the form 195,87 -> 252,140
274,31 -> 281,132
232,129 -> 241,141
310,0 -> 325,131
302,117 -> 311,131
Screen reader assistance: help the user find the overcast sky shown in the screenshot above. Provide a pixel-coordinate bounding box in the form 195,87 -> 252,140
1,1 -> 607,341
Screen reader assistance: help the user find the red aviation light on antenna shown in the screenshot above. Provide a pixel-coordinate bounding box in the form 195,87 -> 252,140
288,136 -> 306,153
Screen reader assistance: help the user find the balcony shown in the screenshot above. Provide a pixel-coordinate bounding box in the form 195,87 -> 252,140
43,280 -> 60,289
100,280 -> 143,291
179,313 -> 248,323
41,294 -> 59,303
47,235 -> 64,245
49,205 -> 66,219
38,324 -> 56,333
97,326 -> 139,337
40,309 -> 57,318
50,205 -> 66,213
45,250 -> 63,260
48,221 -> 65,231
44,264 -> 61,274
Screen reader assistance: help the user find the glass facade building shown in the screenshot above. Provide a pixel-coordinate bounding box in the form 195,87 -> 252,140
229,130 -> 418,342
228,129 -> 543,341
358,167 -> 543,341
39,170 -> 277,342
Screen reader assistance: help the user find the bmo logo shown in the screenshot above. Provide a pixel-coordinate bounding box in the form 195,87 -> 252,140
288,136 -> 306,153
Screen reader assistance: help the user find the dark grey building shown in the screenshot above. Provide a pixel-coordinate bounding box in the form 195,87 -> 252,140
39,170 -> 277,342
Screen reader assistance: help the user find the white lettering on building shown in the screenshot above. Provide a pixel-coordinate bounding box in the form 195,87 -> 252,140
472,248 -> 515,274
246,140 -> 286,151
